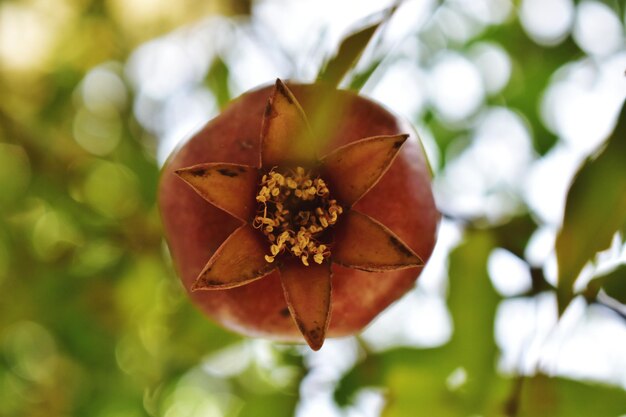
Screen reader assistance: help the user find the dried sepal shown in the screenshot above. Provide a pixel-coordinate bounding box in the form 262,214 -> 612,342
279,258 -> 332,350
320,134 -> 408,207
331,210 -> 423,271
193,224 -> 277,291
261,79 -> 316,167
175,163 -> 259,222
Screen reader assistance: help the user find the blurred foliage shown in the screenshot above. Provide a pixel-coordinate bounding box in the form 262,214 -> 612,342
1,0 -> 625,416
515,375 -> 626,417
585,264 -> 626,304
205,56 -> 234,110
317,4 -> 397,88
556,102 -> 626,312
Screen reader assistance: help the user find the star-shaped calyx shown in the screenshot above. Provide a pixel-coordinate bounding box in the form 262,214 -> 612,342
175,79 -> 423,350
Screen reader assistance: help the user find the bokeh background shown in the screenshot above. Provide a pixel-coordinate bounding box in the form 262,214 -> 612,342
1,0 -> 625,416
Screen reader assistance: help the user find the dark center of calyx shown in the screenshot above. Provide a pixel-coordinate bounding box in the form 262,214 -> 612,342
253,166 -> 343,266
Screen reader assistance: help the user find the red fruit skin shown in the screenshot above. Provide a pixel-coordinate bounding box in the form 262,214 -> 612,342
158,83 -> 439,341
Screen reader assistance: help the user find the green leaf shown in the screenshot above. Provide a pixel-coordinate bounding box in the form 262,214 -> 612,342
444,231 -> 500,410
517,375 -> 626,417
335,348 -> 462,416
482,212 -> 538,260
237,392 -> 299,417
205,56 -> 232,110
556,101 -> 626,313
382,355 -> 462,417
317,5 -> 397,87
585,264 -> 626,304
347,57 -> 384,91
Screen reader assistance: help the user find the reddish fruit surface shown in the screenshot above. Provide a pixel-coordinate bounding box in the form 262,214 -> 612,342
159,82 -> 439,341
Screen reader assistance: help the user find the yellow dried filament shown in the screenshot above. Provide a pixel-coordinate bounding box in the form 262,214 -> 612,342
253,167 -> 342,266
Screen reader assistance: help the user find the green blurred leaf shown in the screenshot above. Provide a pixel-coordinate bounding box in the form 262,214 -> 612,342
238,391 -> 299,417
556,101 -> 626,313
585,264 -> 626,304
347,58 -> 385,91
480,212 -> 538,260
444,230 -> 500,410
517,375 -> 626,417
317,5 -> 397,87
382,352 -> 462,417
205,56 -> 232,110
335,347 -> 460,415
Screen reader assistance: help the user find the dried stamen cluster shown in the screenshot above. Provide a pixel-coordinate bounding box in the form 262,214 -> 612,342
253,167 -> 343,266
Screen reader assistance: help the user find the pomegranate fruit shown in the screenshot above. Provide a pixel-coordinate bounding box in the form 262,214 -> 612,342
159,80 -> 439,349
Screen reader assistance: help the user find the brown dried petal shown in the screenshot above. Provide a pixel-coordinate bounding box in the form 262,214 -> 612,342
175,163 -> 259,222
261,79 -> 316,167
193,224 -> 277,290
279,258 -> 332,351
320,134 -> 408,207
332,210 -> 423,271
